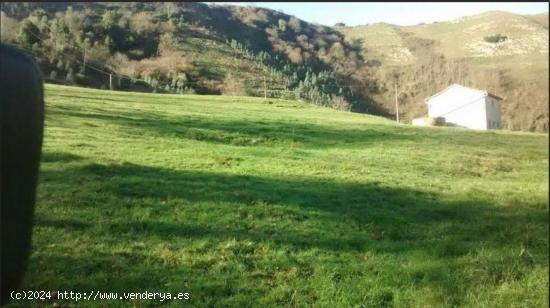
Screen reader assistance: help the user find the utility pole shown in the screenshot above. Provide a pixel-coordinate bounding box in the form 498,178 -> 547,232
263,76 -> 267,100
109,74 -> 113,90
390,70 -> 400,123
394,81 -> 400,123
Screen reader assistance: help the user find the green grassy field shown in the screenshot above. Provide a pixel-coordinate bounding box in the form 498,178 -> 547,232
16,84 -> 548,307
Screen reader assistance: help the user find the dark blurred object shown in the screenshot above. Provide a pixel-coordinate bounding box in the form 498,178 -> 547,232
0,43 -> 44,304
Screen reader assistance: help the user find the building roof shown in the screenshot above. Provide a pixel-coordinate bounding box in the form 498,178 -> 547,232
424,84 -> 503,104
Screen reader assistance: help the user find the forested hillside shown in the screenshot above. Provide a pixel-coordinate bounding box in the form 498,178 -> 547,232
0,2 -> 369,112
339,11 -> 549,131
1,3 -> 547,131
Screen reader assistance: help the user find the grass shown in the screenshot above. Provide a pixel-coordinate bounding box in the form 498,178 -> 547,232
341,23 -> 415,65
13,84 -> 548,307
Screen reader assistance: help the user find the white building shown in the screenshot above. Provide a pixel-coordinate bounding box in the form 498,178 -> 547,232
424,84 -> 502,130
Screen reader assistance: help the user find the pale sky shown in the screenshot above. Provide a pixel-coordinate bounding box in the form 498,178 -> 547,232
207,2 -> 549,26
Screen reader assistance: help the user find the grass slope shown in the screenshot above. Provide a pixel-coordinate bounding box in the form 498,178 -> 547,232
338,23 -> 415,66
341,11 -> 548,70
407,11 -> 548,60
528,12 -> 549,29
16,84 -> 548,307
176,29 -> 289,96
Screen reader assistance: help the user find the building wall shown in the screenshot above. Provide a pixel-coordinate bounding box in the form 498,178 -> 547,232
427,86 -> 488,130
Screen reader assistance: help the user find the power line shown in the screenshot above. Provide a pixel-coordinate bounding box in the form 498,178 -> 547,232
27,21 -> 295,90
22,21 -> 399,97
14,12 -> 447,95
430,95 -> 489,118
25,27 -> 199,89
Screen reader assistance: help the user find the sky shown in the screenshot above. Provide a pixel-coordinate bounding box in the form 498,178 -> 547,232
207,2 -> 549,26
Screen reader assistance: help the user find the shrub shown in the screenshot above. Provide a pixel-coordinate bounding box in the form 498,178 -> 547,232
484,34 -> 507,43
75,73 -> 89,85
49,70 -> 58,80
366,59 -> 382,67
280,91 -> 298,100
222,73 -> 246,96
330,96 -> 351,111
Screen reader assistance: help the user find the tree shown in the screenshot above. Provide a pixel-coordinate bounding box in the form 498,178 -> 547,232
278,19 -> 287,32
0,12 -> 20,43
158,33 -> 176,55
287,46 -> 303,64
108,52 -> 130,75
64,6 -> 84,40
265,26 -> 279,38
100,11 -> 119,30
18,20 -> 41,50
162,2 -> 178,18
130,12 -> 156,34
288,16 -> 301,33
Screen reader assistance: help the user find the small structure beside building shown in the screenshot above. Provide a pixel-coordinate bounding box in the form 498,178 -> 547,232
413,84 -> 502,130
412,116 -> 446,127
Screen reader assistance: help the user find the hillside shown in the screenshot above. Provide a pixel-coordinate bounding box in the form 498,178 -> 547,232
0,2 -> 367,111
0,3 -> 548,131
339,11 -> 549,131
17,84 -> 548,306
528,12 -> 549,29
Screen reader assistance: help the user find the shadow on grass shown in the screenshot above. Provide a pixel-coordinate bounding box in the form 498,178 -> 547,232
41,151 -> 83,163
30,160 -> 548,305
37,218 -> 91,231
49,93 -> 138,104
38,161 -> 547,254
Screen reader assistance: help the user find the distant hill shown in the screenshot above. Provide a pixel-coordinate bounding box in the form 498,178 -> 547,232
339,11 -> 549,131
1,3 -> 547,131
528,12 -> 549,29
